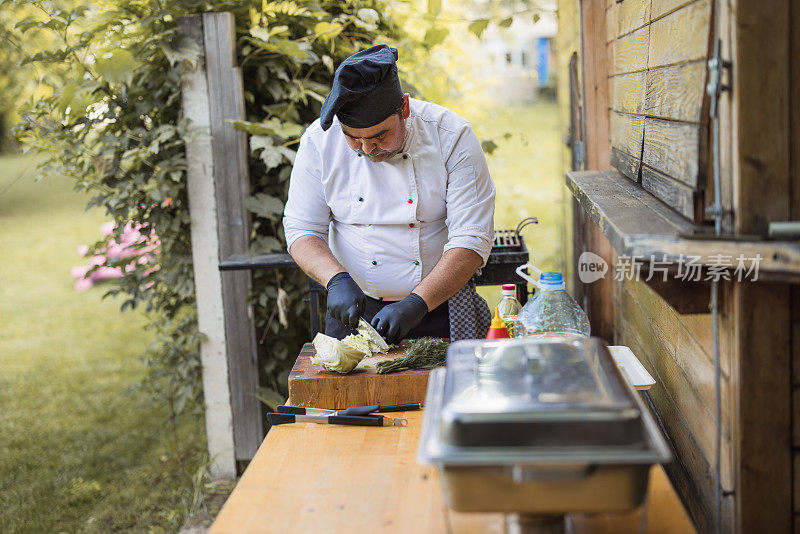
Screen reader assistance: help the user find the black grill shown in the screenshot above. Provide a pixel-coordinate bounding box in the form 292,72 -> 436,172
475,217 -> 536,302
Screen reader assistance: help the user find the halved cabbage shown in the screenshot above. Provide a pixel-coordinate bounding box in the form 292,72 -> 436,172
310,332 -> 370,373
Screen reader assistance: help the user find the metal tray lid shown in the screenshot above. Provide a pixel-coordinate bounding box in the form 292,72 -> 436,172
418,366 -> 672,466
436,337 -> 644,449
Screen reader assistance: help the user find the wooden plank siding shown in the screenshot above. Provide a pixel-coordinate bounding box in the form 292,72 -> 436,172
645,62 -> 706,123
650,0 -> 695,20
648,0 -> 711,68
642,118 -> 700,188
641,167 -> 697,219
620,323 -> 735,533
613,25 -> 650,75
612,72 -> 646,114
611,112 -> 645,161
620,281 -> 734,488
605,0 -> 711,220
617,0 -> 650,37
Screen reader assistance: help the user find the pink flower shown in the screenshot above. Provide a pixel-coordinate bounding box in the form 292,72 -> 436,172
72,221 -> 161,292
100,221 -> 115,235
71,266 -> 88,279
74,278 -> 93,291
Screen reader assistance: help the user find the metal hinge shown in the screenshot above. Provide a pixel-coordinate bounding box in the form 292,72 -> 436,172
706,39 -> 733,227
704,204 -> 734,219
706,39 -> 731,119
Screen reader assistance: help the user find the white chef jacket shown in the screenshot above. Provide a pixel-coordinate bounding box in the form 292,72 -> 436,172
283,98 -> 495,301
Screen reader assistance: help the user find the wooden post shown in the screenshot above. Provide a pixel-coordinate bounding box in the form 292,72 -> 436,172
578,0 -> 616,343
179,12 -> 264,475
732,0 -> 792,531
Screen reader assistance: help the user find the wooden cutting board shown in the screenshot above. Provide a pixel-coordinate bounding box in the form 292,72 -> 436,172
286,341 -> 431,409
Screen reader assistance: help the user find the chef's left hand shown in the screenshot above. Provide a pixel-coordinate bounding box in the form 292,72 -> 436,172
371,293 -> 429,344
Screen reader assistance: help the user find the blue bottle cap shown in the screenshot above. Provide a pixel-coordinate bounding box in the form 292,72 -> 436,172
539,271 -> 565,289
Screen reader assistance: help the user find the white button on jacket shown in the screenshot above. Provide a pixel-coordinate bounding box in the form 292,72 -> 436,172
283,98 -> 496,302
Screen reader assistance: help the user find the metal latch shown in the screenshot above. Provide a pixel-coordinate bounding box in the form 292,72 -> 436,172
573,140 -> 585,164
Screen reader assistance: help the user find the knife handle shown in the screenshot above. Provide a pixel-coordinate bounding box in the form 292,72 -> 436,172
329,415 -> 383,426
378,403 -> 421,412
276,405 -> 305,414
267,413 -> 296,425
340,405 -> 380,416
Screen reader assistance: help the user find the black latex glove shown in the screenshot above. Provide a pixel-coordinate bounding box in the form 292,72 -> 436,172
326,272 -> 366,328
371,293 -> 429,344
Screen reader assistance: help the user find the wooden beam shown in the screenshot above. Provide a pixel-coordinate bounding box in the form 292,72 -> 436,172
580,0 -> 612,170
605,2 -> 619,43
792,0 -> 800,222
578,0 -> 615,342
733,0 -> 790,235
202,12 -> 264,461
733,0 -> 792,530
733,283 -> 792,533
178,14 -> 236,479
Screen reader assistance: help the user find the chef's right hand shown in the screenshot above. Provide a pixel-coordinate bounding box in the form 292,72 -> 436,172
326,272 -> 366,328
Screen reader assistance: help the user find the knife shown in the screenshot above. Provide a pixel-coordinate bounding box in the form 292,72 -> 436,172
267,412 -> 407,427
357,317 -> 390,352
276,403 -> 421,416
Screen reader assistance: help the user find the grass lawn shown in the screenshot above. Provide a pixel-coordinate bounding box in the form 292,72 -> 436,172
0,153 -> 205,533
475,99 -> 570,306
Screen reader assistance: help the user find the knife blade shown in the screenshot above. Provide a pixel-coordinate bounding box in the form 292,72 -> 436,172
267,412 -> 407,427
276,403 -> 421,416
357,317 -> 390,352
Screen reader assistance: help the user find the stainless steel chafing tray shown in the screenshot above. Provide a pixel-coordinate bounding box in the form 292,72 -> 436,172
417,337 -> 671,515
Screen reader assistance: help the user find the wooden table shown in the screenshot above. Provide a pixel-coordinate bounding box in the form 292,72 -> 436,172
210,411 -> 696,533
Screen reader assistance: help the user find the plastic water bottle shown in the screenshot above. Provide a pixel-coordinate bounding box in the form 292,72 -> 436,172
496,284 -> 522,337
512,264 -> 591,338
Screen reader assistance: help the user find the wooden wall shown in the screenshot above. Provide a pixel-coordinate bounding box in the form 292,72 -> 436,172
602,4 -> 728,528
558,0 -> 797,531
605,0 -> 711,221
618,273 -> 737,532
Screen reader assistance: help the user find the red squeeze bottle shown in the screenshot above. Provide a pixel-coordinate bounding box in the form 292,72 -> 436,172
486,306 -> 510,339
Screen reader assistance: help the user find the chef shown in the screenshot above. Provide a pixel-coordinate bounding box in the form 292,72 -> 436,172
283,44 -> 495,344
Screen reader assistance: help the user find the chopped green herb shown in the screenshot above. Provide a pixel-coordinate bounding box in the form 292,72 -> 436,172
376,337 -> 449,374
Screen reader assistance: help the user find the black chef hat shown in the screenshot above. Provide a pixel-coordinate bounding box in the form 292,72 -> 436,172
319,44 -> 404,131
